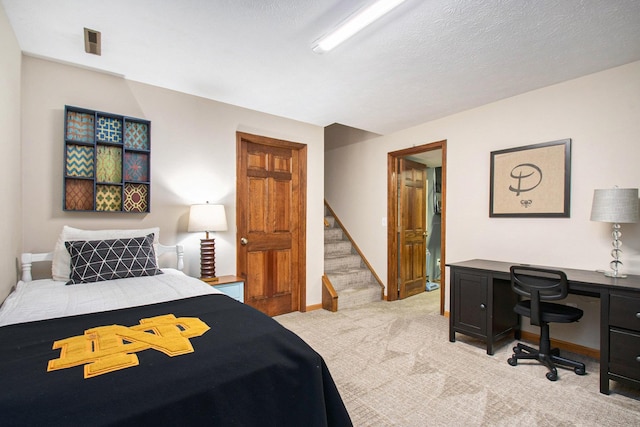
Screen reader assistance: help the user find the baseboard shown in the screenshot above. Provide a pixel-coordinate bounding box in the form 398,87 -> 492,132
305,303 -> 323,312
519,330 -> 600,360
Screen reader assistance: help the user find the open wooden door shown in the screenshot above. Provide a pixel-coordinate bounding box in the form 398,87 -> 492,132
388,141 -> 446,309
398,158 -> 427,299
236,132 -> 307,316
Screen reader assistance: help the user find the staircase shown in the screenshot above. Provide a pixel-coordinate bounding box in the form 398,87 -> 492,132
323,203 -> 383,311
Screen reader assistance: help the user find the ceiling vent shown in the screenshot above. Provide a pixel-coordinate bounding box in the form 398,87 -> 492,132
84,28 -> 101,55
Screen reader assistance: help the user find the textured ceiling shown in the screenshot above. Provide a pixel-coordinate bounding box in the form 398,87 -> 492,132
3,0 -> 640,135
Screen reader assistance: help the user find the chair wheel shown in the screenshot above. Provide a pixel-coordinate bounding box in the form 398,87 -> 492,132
575,367 -> 586,375
546,371 -> 558,381
508,357 -> 517,366
513,346 -> 521,354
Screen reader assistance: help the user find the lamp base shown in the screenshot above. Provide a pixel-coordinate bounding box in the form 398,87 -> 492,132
604,271 -> 627,279
199,238 -> 217,280
604,223 -> 626,279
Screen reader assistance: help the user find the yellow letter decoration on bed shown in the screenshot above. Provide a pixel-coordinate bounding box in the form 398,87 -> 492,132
47,314 -> 210,379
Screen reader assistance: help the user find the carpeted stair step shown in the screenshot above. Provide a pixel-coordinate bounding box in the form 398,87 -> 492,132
324,253 -> 362,272
324,241 -> 353,257
324,227 -> 343,243
326,269 -> 375,291
337,286 -> 382,310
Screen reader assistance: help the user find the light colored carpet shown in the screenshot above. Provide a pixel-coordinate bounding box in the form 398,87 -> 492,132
275,290 -> 640,426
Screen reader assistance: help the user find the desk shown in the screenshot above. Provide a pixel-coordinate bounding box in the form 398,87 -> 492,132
448,259 -> 640,394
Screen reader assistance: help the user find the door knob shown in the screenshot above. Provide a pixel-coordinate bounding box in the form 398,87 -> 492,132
240,237 -> 248,246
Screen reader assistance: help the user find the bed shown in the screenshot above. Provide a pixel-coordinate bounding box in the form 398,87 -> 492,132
0,227 -> 351,426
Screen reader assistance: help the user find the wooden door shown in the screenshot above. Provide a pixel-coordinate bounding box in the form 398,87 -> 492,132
398,158 -> 427,299
387,141 -> 446,309
236,132 -> 307,316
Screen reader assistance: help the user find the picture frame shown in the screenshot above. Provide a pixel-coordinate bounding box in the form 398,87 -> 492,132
489,139 -> 571,218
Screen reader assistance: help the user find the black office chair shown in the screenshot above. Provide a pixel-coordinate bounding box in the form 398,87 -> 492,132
507,266 -> 586,381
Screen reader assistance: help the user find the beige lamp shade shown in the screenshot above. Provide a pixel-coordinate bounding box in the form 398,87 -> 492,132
590,188 -> 639,223
188,204 -> 228,233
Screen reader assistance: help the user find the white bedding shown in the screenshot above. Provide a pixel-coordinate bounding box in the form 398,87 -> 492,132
0,269 -> 223,326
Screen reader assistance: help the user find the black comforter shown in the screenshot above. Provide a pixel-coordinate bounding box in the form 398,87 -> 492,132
0,294 -> 351,426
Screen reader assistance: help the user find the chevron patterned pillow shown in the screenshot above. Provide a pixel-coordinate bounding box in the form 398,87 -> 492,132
65,233 -> 162,285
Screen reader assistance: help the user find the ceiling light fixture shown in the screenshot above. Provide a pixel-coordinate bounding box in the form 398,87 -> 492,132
312,0 -> 407,53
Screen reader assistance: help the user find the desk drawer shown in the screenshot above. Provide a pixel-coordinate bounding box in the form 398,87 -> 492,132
610,328 -> 640,381
609,294 -> 640,331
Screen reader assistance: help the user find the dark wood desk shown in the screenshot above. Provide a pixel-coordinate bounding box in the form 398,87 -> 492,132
448,259 -> 640,394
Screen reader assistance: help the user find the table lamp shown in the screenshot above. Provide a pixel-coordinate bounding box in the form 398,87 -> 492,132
188,203 -> 228,282
590,187 -> 639,278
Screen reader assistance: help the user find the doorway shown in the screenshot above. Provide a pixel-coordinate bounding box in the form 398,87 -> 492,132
236,132 -> 307,316
387,140 -> 446,315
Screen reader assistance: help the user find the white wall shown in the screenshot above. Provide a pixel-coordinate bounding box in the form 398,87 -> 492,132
0,5 -> 22,300
19,56 -> 325,307
326,61 -> 640,349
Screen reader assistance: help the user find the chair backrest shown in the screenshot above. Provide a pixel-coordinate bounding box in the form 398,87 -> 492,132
510,265 -> 569,326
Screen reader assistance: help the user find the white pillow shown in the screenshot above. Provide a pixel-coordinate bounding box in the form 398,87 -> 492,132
52,226 -> 160,281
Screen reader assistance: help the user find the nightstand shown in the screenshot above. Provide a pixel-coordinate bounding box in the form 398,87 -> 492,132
202,275 -> 245,303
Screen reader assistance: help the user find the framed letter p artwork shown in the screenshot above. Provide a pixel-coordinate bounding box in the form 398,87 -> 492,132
490,139 -> 571,218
